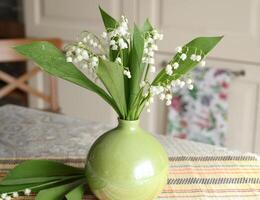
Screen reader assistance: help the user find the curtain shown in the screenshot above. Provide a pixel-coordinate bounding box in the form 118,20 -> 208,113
167,67 -> 233,146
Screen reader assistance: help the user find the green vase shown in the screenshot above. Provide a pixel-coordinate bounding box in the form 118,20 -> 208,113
85,119 -> 169,200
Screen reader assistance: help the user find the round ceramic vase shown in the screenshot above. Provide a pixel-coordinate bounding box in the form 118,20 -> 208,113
85,119 -> 169,200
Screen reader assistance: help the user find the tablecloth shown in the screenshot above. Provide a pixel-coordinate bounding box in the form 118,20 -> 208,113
0,105 -> 260,199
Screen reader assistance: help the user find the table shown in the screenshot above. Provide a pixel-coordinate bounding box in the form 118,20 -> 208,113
1,105 -> 260,199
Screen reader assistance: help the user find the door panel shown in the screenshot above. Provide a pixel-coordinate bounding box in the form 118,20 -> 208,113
226,80 -> 257,152
137,0 -> 260,63
24,0 -> 122,41
23,0 -> 123,124
254,87 -> 260,154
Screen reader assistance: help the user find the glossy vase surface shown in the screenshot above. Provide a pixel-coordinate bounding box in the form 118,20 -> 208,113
85,119 -> 169,200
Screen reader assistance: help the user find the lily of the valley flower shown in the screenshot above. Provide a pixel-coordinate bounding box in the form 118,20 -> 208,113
123,69 -> 131,78
200,60 -> 206,67
63,11 -> 212,117
0,188 -> 32,200
24,189 -> 31,196
180,53 -> 187,61
165,64 -> 173,75
175,46 -> 182,53
172,62 -> 179,69
12,192 -> 19,198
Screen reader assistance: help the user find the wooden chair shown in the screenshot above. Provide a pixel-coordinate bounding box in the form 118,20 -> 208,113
0,38 -> 62,112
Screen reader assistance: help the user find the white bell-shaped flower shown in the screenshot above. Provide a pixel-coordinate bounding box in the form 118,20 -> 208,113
110,40 -> 116,46
172,62 -> 179,69
24,188 -> 31,196
111,45 -> 118,50
190,54 -> 197,61
165,64 -> 173,75
66,57 -> 73,63
186,78 -> 193,84
116,57 -> 122,64
82,50 -> 89,60
180,53 -> 187,61
159,93 -> 166,100
101,32 -> 107,39
196,55 -> 202,62
166,100 -> 172,106
200,60 -> 206,67
12,192 -> 19,198
188,84 -> 194,90
175,46 -> 182,53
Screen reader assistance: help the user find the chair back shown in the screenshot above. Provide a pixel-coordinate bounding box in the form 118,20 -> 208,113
0,38 -> 62,112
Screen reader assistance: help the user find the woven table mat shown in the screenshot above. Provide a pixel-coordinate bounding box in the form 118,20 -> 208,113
1,155 -> 260,200
1,106 -> 260,199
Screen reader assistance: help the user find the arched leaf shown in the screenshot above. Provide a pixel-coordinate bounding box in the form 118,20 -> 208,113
14,41 -> 120,115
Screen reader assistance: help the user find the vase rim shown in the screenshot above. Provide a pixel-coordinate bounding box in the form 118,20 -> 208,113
118,118 -> 140,125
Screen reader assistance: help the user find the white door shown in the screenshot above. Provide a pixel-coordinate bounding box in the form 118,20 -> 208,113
24,0 -> 260,153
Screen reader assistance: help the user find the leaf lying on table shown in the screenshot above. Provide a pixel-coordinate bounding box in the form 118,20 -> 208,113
35,179 -> 85,200
1,160 -> 84,185
0,160 -> 86,199
65,184 -> 85,200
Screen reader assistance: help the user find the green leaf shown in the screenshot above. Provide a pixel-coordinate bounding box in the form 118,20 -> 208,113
0,177 -> 59,185
14,41 -> 120,115
32,178 -> 84,193
141,19 -> 153,33
36,179 -> 85,200
99,7 -> 121,64
65,184 -> 85,200
1,160 -> 84,185
97,59 -> 127,118
0,177 -> 83,193
0,182 -> 44,193
128,25 -> 144,112
109,48 -> 119,61
153,36 -> 223,85
0,175 -> 83,185
126,87 -> 144,119
99,6 -> 118,32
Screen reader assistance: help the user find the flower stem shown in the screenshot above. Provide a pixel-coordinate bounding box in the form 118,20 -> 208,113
143,64 -> 150,81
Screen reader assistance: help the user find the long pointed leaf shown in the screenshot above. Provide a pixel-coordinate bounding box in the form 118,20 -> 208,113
0,175 -> 83,185
35,179 -> 85,200
65,184 -> 85,200
141,19 -> 153,33
128,25 -> 144,109
97,59 -> 127,118
1,160 -> 83,184
153,36 -> 223,85
99,6 -> 118,32
0,182 -> 45,193
0,176 -> 84,193
14,41 -> 120,115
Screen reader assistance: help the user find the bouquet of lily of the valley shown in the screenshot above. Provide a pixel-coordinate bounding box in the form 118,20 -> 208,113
0,7 -> 222,200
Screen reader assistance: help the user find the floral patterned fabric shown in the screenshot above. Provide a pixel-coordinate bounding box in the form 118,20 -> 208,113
167,67 -> 232,146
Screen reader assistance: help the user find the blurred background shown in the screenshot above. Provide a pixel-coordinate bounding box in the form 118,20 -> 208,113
1,0 -> 260,153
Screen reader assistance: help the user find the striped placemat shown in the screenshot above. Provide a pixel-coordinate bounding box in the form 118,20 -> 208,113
1,155 -> 260,200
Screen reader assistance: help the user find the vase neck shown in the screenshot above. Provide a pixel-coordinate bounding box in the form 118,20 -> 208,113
117,119 -> 140,132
